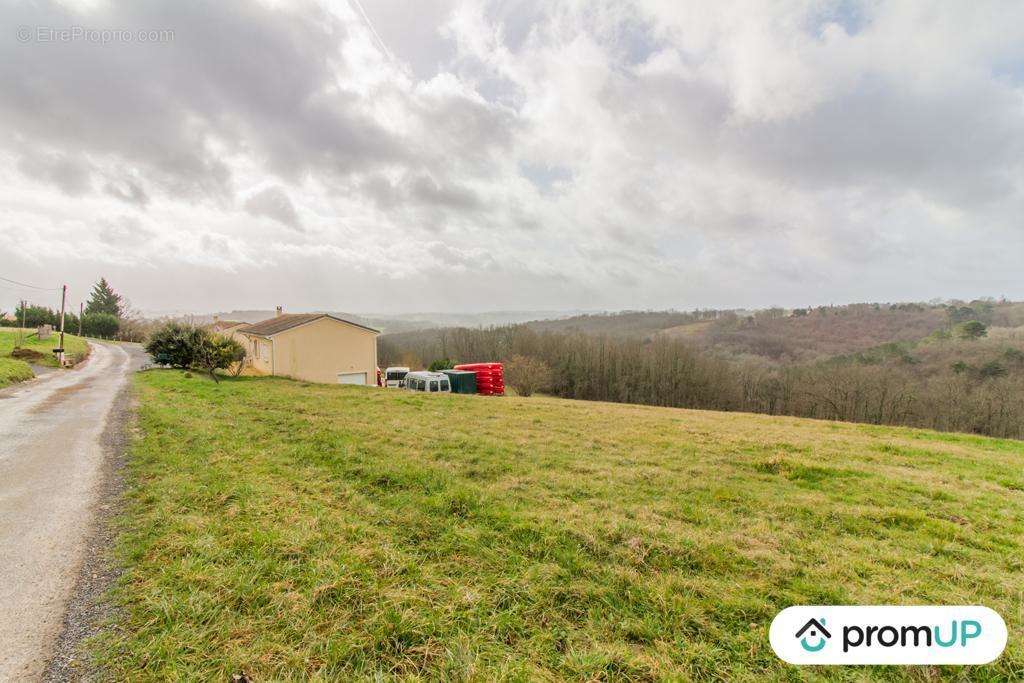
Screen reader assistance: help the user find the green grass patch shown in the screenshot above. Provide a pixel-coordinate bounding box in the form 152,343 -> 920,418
0,327 -> 89,368
96,371 -> 1024,680
0,356 -> 34,388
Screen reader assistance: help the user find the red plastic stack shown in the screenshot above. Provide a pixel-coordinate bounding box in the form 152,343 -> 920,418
454,362 -> 505,396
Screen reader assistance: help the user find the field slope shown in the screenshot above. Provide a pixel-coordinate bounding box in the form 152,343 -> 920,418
0,328 -> 89,365
0,357 -> 34,388
98,372 -> 1024,680
0,328 -> 90,387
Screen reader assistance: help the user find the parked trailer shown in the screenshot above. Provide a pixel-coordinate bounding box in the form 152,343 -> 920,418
453,362 -> 505,395
384,366 -> 410,388
404,371 -> 451,393
442,369 -> 477,394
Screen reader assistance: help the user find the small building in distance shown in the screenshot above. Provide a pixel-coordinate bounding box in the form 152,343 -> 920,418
210,317 -> 249,340
236,309 -> 379,385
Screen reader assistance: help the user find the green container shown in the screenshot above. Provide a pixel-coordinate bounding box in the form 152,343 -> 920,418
443,369 -> 477,394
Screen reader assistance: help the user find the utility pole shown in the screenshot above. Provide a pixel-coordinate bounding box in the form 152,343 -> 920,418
18,299 -> 26,347
57,285 -> 67,367
78,302 -> 83,336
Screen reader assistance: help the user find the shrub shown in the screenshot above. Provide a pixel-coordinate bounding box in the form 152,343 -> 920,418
82,312 -> 120,338
145,323 -> 205,368
195,335 -> 246,381
145,323 -> 245,381
505,355 -> 552,397
978,361 -> 1007,379
428,358 -> 454,372
956,320 -> 987,340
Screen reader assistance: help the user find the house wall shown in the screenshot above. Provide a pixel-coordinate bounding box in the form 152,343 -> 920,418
271,317 -> 378,384
244,335 -> 274,375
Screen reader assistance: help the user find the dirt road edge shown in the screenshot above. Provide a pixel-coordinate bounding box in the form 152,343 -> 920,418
43,356 -> 136,682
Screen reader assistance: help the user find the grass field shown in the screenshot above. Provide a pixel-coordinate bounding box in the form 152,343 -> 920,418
0,356 -> 34,388
97,371 -> 1024,680
0,327 -> 88,387
0,327 -> 89,368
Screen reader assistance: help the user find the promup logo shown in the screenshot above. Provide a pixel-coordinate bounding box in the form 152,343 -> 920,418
770,606 -> 1007,665
795,618 -> 830,652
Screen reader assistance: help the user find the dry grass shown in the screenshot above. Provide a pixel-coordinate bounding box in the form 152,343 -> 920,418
657,321 -> 714,339
95,371 -> 1024,680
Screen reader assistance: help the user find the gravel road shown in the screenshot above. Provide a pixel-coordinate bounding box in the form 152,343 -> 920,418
0,342 -> 140,681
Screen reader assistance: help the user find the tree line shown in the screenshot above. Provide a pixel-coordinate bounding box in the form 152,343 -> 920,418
380,324 -> 1024,440
0,277 -> 148,341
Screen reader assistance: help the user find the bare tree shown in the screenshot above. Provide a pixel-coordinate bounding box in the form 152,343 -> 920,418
506,355 -> 552,397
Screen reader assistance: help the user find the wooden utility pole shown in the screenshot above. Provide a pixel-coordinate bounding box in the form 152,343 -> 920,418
57,285 -> 67,366
78,302 -> 83,336
18,299 -> 26,347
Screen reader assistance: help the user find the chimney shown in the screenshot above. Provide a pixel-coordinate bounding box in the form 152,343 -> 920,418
275,306 -> 283,317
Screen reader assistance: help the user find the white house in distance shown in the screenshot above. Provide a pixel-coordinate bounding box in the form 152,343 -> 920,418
226,308 -> 379,385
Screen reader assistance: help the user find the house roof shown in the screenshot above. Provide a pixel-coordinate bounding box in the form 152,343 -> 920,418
240,313 -> 379,337
211,319 -> 246,331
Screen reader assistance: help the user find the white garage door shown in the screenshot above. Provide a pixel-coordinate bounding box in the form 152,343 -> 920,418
338,372 -> 367,385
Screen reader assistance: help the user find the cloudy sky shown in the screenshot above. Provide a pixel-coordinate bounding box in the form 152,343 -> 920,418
1,0 -> 1022,316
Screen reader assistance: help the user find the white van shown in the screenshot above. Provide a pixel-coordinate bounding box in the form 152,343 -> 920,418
384,366 -> 410,388
404,371 -> 451,393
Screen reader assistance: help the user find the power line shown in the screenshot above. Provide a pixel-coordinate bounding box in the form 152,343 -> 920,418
0,275 -> 59,291
0,283 -> 53,294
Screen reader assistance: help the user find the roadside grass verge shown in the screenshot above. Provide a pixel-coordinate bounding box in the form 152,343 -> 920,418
0,327 -> 89,368
96,371 -> 1024,680
0,356 -> 34,388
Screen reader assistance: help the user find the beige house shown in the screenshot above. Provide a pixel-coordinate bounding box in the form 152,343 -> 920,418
237,312 -> 379,385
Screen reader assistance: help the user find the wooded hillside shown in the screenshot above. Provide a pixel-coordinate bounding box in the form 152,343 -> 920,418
381,300 -> 1024,439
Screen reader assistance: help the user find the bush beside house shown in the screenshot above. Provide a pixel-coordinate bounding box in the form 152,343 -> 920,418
145,323 -> 245,381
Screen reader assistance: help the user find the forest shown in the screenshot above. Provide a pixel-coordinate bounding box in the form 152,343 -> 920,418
380,300 -> 1024,439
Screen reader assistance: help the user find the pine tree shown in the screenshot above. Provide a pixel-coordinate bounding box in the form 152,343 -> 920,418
85,277 -> 124,318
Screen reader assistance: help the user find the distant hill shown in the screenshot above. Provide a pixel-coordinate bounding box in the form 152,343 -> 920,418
189,309 -> 592,335
380,299 -> 1024,439
523,310 -> 720,339
521,300 -> 1024,363
686,304 -> 948,362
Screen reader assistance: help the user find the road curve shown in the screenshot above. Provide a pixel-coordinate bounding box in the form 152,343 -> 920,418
0,343 -> 132,682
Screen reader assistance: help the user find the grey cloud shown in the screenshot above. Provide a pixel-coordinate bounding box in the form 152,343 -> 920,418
411,88 -> 519,174
427,242 -> 493,268
98,216 -> 154,247
0,0 -> 405,200
104,179 -> 150,207
361,172 -> 481,212
730,77 -> 1024,209
508,200 -> 541,232
17,152 -> 92,196
244,186 -> 302,230
361,175 -> 401,209
200,233 -> 231,254
409,174 -> 481,210
3,1 -> 1024,315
